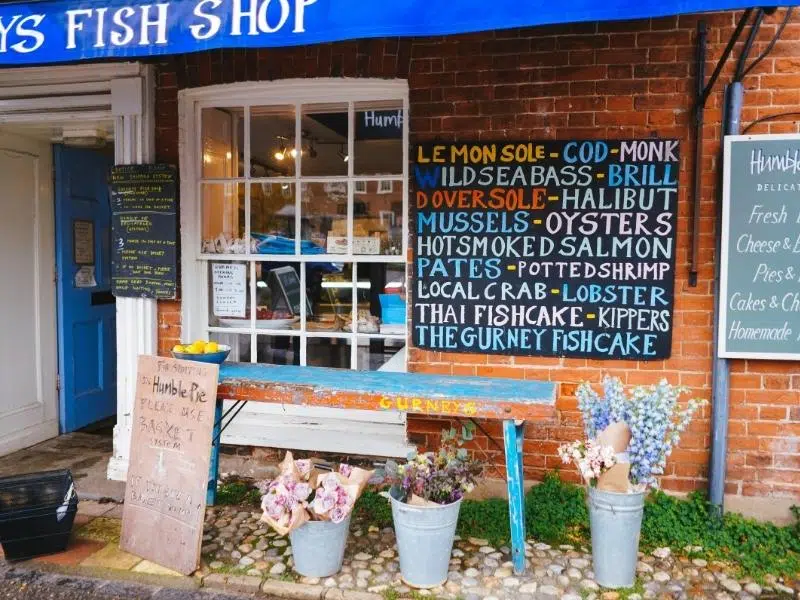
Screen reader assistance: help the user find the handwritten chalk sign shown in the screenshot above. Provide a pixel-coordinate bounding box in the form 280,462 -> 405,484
120,355 -> 218,575
412,140 -> 679,360
110,164 -> 177,299
719,134 -> 800,359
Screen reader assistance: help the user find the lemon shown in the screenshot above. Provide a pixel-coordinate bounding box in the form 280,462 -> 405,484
172,344 -> 185,353
188,341 -> 206,354
204,341 -> 220,354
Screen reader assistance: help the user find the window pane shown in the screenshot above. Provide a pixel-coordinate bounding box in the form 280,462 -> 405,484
208,261 -> 251,327
201,183 -> 245,254
250,182 -> 295,253
356,262 -> 406,334
251,105 -> 296,177
209,331 -> 249,363
301,182 -> 347,255
307,337 -> 351,369
354,101 -> 403,176
357,338 -> 406,371
256,335 -> 299,366
300,103 -> 348,177
201,107 -> 244,178
353,180 -> 403,256
306,262 -> 353,332
255,263 -> 303,328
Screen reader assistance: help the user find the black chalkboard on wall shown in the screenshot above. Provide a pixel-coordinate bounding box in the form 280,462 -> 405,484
412,140 -> 680,360
110,164 -> 177,300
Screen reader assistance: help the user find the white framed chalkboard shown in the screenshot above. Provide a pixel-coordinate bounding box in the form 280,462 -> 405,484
719,134 -> 800,360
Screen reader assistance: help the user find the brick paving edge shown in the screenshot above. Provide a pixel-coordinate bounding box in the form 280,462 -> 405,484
0,561 -> 384,600
257,580 -> 381,600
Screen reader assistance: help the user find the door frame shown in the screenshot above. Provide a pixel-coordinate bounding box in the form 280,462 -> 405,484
0,63 -> 156,480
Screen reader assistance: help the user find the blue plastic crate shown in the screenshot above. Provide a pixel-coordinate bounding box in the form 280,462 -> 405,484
379,294 -> 406,324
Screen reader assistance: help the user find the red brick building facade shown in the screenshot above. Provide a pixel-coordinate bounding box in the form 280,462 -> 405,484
154,9 -> 800,513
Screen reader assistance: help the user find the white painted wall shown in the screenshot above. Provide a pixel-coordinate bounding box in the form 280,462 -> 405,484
0,132 -> 58,456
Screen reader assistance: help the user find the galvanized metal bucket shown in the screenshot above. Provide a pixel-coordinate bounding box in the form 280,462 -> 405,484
389,486 -> 462,589
289,515 -> 351,578
588,487 -> 645,589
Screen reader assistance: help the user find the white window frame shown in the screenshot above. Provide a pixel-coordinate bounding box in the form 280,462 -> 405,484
377,180 -> 394,194
354,180 -> 367,194
179,79 -> 409,371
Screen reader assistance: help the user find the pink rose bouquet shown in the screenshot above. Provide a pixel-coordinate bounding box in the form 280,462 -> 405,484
258,452 -> 374,535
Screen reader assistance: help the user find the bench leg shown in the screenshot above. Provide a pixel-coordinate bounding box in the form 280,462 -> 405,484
503,420 -> 527,575
207,399 -> 223,505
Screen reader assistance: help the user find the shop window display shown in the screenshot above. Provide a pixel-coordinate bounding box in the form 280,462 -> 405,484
198,96 -> 408,371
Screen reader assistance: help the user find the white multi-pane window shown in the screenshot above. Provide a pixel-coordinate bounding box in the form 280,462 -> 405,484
187,82 -> 409,373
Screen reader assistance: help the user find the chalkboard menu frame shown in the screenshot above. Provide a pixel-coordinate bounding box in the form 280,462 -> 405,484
411,140 -> 680,361
719,134 -> 800,360
110,164 -> 178,300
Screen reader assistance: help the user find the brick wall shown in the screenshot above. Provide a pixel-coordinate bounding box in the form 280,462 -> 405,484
152,9 -> 800,502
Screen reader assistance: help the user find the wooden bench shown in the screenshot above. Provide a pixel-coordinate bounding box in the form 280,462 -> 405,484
209,362 -> 557,575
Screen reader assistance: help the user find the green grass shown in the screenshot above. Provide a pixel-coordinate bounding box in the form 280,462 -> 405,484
354,490 -> 393,528
216,481 -> 261,506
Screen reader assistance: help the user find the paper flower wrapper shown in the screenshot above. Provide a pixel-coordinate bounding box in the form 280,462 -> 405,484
408,494 -> 442,508
311,465 -> 375,522
261,502 -> 309,537
596,422 -> 633,493
259,452 -> 374,531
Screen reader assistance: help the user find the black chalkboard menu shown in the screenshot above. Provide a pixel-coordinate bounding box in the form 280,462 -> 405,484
110,164 -> 177,299
412,140 -> 680,360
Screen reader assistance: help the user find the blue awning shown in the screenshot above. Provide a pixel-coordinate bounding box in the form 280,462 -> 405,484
0,0 -> 765,66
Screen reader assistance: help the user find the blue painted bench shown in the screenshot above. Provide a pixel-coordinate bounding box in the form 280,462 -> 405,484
209,362 -> 557,575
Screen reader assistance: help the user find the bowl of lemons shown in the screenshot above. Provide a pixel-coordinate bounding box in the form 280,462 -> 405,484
171,340 -> 231,364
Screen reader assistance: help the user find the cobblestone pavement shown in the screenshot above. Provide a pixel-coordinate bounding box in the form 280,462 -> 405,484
201,506 -> 800,600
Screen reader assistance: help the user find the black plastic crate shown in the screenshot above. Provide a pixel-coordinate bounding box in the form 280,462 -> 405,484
0,469 -> 79,561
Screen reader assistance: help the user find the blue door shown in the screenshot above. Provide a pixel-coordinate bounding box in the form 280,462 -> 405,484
54,145 -> 116,433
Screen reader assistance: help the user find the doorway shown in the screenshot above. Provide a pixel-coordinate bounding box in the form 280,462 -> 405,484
0,127 -> 117,458
0,63 -> 156,478
0,133 -> 59,456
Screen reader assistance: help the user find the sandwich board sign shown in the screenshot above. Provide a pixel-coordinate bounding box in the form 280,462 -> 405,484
120,355 -> 218,574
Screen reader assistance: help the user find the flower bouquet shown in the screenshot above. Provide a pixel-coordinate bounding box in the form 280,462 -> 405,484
559,377 -> 705,588
383,426 -> 483,588
559,377 -> 705,492
257,452 -> 373,577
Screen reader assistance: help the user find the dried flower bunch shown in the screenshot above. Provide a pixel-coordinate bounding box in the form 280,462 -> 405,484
560,376 -> 705,491
385,425 -> 483,505
257,453 -> 372,535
